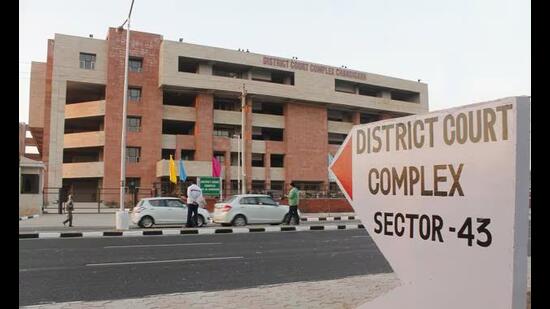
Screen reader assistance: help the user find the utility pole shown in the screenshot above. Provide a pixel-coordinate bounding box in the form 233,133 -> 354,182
241,84 -> 247,195
235,134 -> 240,196
115,0 -> 135,230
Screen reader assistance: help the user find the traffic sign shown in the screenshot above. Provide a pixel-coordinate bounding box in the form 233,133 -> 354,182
330,97 -> 530,309
198,176 -> 221,196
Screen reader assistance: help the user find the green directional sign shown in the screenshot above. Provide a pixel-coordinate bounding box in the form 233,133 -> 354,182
198,176 -> 221,196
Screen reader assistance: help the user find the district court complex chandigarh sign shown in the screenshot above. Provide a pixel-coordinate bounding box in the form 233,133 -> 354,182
330,97 -> 530,309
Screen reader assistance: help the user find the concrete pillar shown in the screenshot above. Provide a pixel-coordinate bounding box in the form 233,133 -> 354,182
264,152 -> 271,190
194,94 -> 214,161
174,137 -> 181,160
352,112 -> 361,125
283,76 -> 292,85
197,62 -> 213,75
381,90 -> 391,99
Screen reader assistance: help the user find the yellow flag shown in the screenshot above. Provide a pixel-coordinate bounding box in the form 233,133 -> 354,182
169,155 -> 177,184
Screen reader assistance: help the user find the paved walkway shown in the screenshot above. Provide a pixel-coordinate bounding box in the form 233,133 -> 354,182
19,262 -> 532,309
19,212 -> 357,230
22,273 -> 400,309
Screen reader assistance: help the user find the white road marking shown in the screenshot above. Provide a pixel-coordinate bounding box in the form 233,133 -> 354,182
104,242 -> 222,249
86,256 -> 243,267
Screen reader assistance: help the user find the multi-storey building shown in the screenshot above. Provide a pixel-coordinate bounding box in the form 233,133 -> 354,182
28,27 -> 428,204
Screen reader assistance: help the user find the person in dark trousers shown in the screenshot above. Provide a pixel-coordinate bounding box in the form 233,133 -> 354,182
284,182 -> 300,225
62,194 -> 74,227
185,180 -> 203,227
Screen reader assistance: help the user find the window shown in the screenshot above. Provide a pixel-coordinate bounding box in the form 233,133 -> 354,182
214,129 -> 230,137
21,174 -> 39,194
181,150 -> 195,160
126,177 -> 140,192
252,153 -> 264,167
79,53 -> 96,70
128,87 -> 142,101
328,133 -> 347,145
166,199 -> 185,208
162,149 -> 175,160
240,197 -> 257,205
127,116 -> 141,132
230,152 -> 242,166
257,196 -> 277,206
149,199 -> 166,207
214,152 -> 225,165
251,181 -> 265,193
294,181 -> 323,191
129,57 -> 143,72
270,181 -> 284,191
213,125 -> 240,137
127,147 -> 140,163
360,113 -> 378,124
214,97 -> 240,111
270,154 -> 284,167
252,127 -> 284,141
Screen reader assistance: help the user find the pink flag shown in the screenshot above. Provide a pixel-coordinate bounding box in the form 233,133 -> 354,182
212,156 -> 222,177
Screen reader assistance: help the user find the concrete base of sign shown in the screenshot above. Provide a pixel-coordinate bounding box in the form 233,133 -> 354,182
115,210 -> 129,230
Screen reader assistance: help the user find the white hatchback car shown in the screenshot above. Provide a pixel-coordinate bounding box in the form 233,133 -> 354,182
213,194 -> 300,226
132,197 -> 211,228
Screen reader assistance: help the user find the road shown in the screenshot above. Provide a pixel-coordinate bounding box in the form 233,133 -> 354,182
19,229 -> 391,306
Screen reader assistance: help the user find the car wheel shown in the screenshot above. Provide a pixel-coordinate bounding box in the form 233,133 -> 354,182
232,215 -> 247,227
139,216 -> 154,228
197,215 -> 205,227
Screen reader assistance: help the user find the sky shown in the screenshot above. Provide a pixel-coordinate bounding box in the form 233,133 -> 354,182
19,0 -> 530,123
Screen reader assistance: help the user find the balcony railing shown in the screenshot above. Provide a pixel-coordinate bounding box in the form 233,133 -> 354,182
63,161 -> 104,178
156,160 -> 220,177
64,131 -> 105,148
65,100 -> 105,119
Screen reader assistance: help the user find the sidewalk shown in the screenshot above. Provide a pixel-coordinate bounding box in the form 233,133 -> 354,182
22,273 -> 399,309
19,212 -> 357,229
19,264 -> 532,309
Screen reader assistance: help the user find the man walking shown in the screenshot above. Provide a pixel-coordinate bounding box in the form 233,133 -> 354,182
62,194 -> 74,227
186,180 -> 203,227
284,182 -> 300,225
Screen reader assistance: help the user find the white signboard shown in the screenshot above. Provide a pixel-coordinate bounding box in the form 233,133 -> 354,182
330,97 -> 530,309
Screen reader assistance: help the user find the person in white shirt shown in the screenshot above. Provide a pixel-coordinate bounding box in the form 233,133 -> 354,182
186,180 -> 203,227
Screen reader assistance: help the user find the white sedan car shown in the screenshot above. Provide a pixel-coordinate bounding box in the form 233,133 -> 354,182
213,194 -> 300,226
132,197 -> 211,228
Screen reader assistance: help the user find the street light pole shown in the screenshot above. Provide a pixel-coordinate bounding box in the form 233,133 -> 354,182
116,0 -> 135,230
235,134 -> 240,196
241,84 -> 247,195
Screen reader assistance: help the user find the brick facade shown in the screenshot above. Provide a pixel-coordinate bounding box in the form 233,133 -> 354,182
103,28 -> 163,193
284,102 -> 328,189
32,27 -> 428,211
